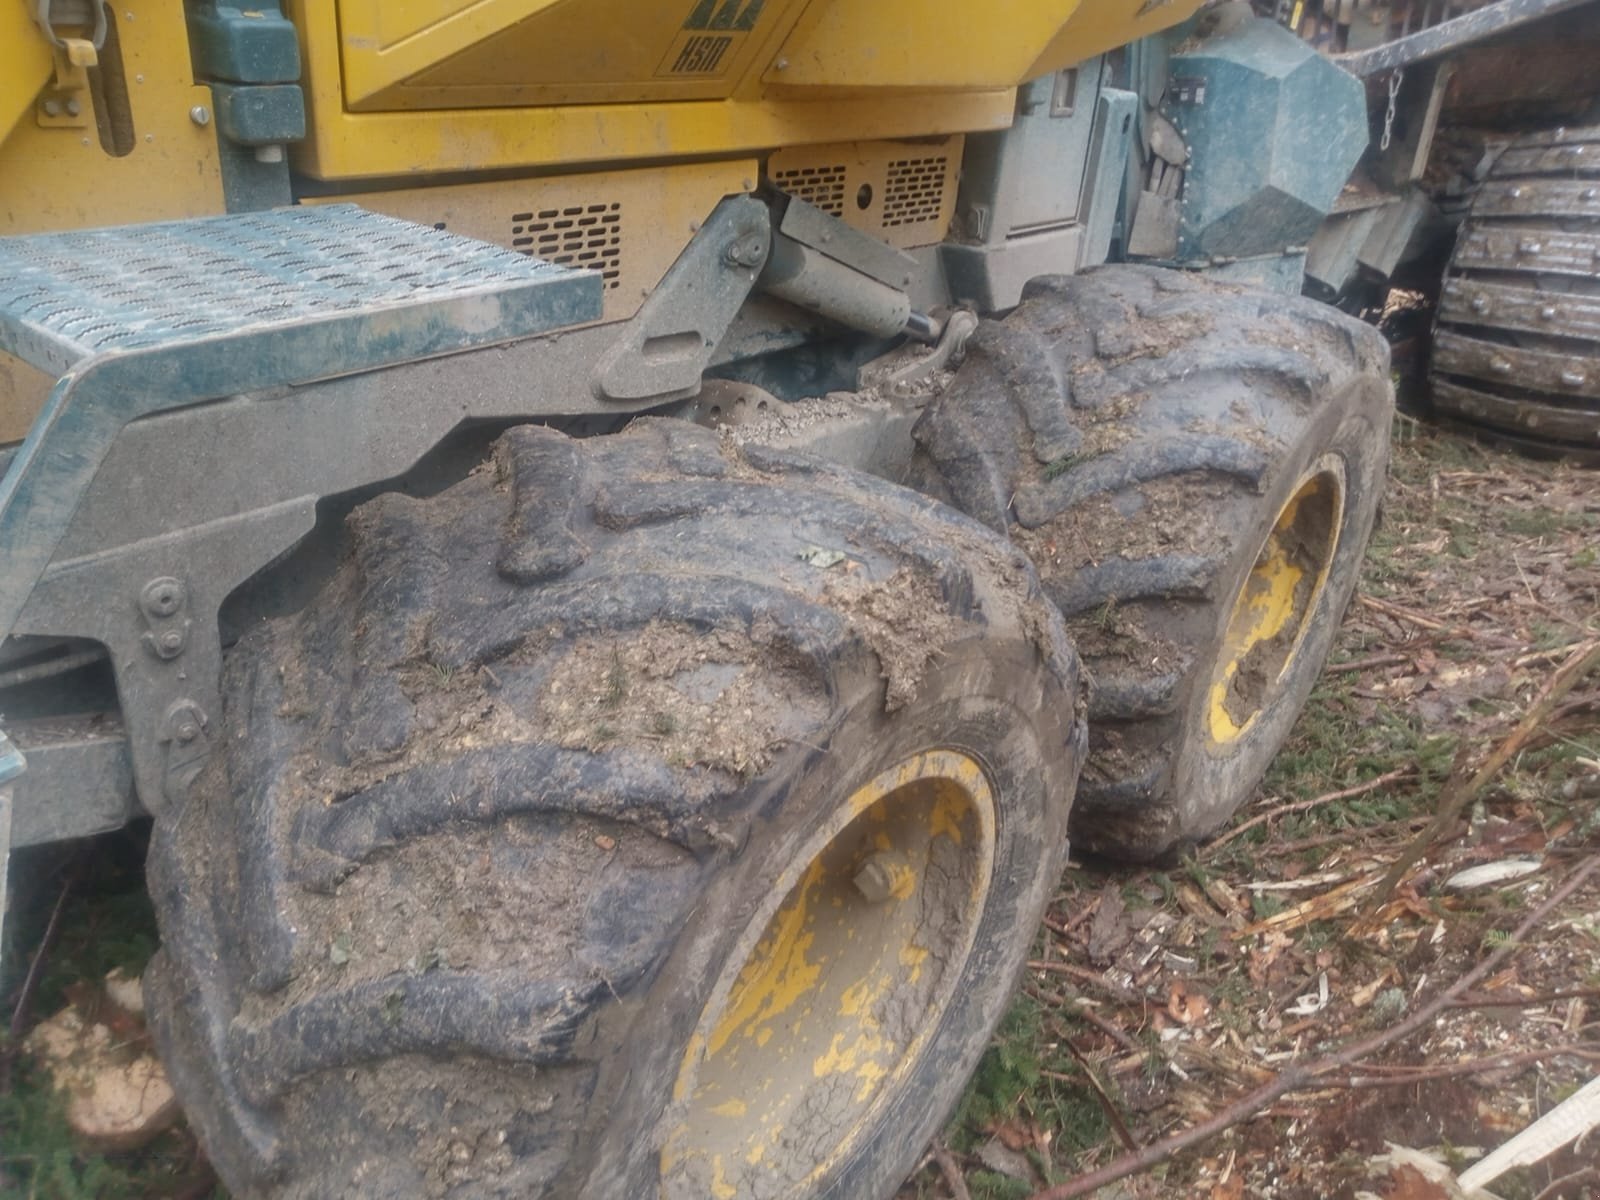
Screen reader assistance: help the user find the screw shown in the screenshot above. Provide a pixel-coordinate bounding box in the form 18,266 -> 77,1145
142,577 -> 185,617
190,105 -> 211,126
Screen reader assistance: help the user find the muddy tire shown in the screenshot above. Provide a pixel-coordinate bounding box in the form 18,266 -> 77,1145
143,419 -> 1083,1199
1430,123 -> 1600,464
909,265 -> 1391,860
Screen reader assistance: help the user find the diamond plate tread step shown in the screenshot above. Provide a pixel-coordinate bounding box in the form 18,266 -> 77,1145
1438,277 -> 1600,343
0,205 -> 601,378
1433,329 -> 1600,400
1452,226 -> 1600,279
1471,178 -> 1600,221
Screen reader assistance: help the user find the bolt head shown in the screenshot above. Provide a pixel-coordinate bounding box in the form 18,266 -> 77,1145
1540,305 -> 1558,320
1510,186 -> 1525,199
42,98 -> 62,117
159,630 -> 184,652
1490,357 -> 1512,375
1559,370 -> 1587,388
65,98 -> 81,116
142,577 -> 185,617
1517,239 -> 1542,255
190,105 -> 211,126
176,722 -> 199,743
1470,294 -> 1491,314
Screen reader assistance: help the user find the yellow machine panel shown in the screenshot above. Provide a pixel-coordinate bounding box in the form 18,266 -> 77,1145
289,0 -> 1206,182
0,0 -> 224,236
338,0 -> 811,110
769,138 -> 964,250
302,160 -> 756,322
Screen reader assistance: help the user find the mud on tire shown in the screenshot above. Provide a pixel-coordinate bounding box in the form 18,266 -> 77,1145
143,419 -> 1083,1199
910,265 -> 1392,860
1431,123 -> 1600,464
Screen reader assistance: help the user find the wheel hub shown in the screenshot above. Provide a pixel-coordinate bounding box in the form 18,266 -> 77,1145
659,749 -> 996,1199
1206,456 -> 1346,747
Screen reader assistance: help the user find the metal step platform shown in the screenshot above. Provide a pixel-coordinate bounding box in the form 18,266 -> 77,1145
0,203 -> 602,643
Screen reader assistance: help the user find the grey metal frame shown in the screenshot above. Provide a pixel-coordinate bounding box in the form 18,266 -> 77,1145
0,196 -> 772,856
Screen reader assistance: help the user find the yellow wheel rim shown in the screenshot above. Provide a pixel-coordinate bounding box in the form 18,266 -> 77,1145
1205,455 -> 1345,747
659,749 -> 996,1200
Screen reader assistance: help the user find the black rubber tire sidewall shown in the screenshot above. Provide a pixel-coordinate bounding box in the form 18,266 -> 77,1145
1166,372 -> 1390,849
581,634 -> 1077,1199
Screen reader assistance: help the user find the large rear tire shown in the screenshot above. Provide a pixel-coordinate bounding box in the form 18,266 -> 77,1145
1431,123 -> 1600,464
910,266 -> 1392,860
144,419 -> 1083,1199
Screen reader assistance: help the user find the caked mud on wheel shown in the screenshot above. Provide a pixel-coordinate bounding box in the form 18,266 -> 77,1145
911,265 -> 1393,861
143,419 -> 1084,1200
1431,123 -> 1600,465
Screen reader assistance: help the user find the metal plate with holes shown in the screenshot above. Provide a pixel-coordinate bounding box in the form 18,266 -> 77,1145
0,204 -> 601,375
1438,278 -> 1600,342
1470,179 -> 1600,222
1453,227 -> 1600,279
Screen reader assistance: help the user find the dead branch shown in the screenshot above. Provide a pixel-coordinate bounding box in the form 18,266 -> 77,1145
1448,986 -> 1600,1009
0,854 -> 84,1094
1361,638 -> 1600,919
1533,1166 -> 1600,1200
1024,855 -> 1600,1200
931,1140 -> 973,1200
1335,1043 -> 1597,1087
1206,766 -> 1416,855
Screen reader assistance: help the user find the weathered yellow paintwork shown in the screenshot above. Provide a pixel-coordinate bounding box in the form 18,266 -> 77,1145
1207,463 -> 1345,745
286,0 -> 1205,180
2,6 -> 54,148
0,0 -> 224,236
662,749 -> 996,1198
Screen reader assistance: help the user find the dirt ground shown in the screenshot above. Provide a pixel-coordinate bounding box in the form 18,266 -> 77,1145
902,421 -> 1600,1200
1,418 -> 1596,1199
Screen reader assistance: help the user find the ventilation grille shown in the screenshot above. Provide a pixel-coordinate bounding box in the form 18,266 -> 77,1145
883,157 -> 948,229
511,202 -> 622,289
772,164 -> 847,217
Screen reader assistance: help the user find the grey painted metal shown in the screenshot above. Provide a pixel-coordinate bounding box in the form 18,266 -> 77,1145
595,195 -> 769,401
1164,19 -> 1368,263
15,500 -> 317,810
777,198 -> 917,290
0,197 -> 781,837
1333,0 -> 1597,77
0,205 -> 602,650
1494,141 -> 1600,176
1079,87 -> 1139,270
942,227 -> 1084,312
1431,379 -> 1600,445
758,236 -> 912,338
0,728 -> 23,786
957,65 -> 1105,245
1472,179 -> 1600,221
1433,330 -> 1599,400
1453,227 -> 1600,279
7,717 -> 134,847
1440,277 -> 1600,342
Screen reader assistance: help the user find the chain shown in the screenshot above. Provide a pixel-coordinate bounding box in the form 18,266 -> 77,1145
1381,67 -> 1404,152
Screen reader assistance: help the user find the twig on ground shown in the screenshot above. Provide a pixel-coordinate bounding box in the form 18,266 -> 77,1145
1023,855 -> 1600,1200
1335,1043 -> 1597,1087
1053,1041 -> 1140,1153
1533,1166 -> 1600,1200
1026,960 -> 1144,1005
1,853 -> 84,1094
1206,767 -> 1415,855
1360,639 -> 1600,920
931,1140 -> 972,1200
